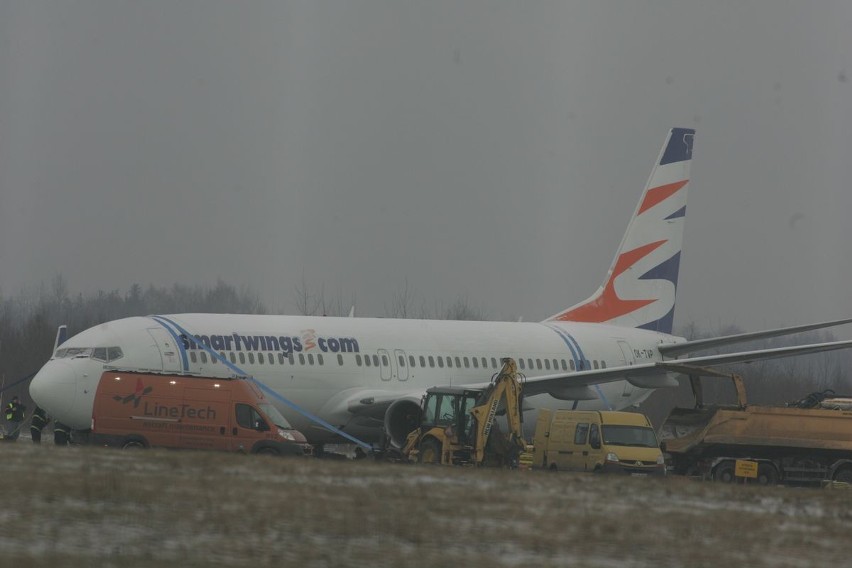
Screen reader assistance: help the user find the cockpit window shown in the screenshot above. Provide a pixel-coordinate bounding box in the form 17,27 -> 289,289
107,347 -> 124,362
54,346 -> 123,362
54,347 -> 93,359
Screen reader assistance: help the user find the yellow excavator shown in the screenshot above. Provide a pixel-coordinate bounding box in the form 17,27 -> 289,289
401,358 -> 533,468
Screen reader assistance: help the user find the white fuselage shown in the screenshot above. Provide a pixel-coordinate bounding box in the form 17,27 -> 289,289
29,314 -> 683,443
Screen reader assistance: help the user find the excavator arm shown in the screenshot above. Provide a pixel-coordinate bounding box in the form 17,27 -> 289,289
469,358 -> 527,464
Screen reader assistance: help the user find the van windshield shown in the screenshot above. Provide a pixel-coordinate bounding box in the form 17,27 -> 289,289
259,403 -> 292,429
601,425 -> 659,448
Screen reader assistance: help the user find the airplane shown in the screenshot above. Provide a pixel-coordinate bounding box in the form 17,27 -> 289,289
28,127 -> 852,449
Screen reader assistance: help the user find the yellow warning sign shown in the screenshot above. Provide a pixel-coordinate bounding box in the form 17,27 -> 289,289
735,460 -> 758,478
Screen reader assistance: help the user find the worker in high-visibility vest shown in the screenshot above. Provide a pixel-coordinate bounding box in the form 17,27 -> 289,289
53,421 -> 70,445
4,396 -> 26,441
30,406 -> 50,444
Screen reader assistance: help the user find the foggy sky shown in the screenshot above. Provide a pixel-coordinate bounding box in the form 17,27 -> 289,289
1,1 -> 851,333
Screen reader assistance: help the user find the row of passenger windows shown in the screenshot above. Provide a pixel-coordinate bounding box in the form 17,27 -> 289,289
188,349 -> 607,372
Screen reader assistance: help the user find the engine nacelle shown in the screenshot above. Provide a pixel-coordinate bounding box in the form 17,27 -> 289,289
383,399 -> 422,448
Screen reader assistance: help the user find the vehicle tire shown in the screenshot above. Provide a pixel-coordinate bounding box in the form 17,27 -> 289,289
833,467 -> 852,483
256,446 -> 280,457
756,463 -> 779,486
714,461 -> 736,483
122,439 -> 146,450
417,438 -> 441,465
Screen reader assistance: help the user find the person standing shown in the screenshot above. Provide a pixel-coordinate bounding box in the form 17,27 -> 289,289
30,406 -> 50,444
4,396 -> 26,441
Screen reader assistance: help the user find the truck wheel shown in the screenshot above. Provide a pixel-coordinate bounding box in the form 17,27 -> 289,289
256,447 -> 280,457
756,463 -> 778,485
122,439 -> 146,449
418,439 -> 441,465
714,461 -> 736,483
833,467 -> 852,483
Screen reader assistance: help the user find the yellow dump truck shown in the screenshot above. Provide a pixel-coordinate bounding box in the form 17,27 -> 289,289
660,365 -> 852,485
532,409 -> 666,475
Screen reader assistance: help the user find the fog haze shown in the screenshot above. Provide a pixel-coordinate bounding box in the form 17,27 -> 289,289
1,2 -> 850,331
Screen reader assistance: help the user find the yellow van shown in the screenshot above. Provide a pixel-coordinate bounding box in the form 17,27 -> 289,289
533,409 -> 665,475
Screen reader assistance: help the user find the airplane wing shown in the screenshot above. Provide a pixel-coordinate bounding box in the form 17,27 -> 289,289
508,338 -> 852,399
659,317 -> 852,357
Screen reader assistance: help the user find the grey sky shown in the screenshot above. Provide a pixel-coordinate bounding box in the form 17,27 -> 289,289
1,1 -> 850,332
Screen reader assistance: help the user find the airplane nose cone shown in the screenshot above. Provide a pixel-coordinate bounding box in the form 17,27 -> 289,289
29,361 -> 78,418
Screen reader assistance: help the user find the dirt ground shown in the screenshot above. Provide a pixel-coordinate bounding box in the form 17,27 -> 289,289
0,442 -> 850,568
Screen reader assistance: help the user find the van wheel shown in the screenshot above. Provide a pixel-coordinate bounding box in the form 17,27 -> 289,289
256,447 -> 280,456
122,440 -> 145,449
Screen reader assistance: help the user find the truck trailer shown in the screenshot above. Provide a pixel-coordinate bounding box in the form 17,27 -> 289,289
659,365 -> 852,485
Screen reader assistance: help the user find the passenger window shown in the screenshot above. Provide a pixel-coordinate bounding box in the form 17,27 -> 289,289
569,360 -> 575,371
363,355 -> 370,367
527,358 -> 534,370
318,354 -> 323,365
491,358 -> 497,368
307,354 -> 314,365
437,357 -> 444,368
472,357 -> 479,369
288,353 -> 294,365
574,423 -> 590,445
239,353 -> 246,364
268,353 -> 274,364
229,353 -> 236,364
428,356 -> 435,367
382,355 -> 389,366
298,354 -> 305,365
419,356 -> 426,367
593,360 -> 598,369
519,358 -> 525,370
201,352 -> 208,364
536,359 -> 542,370
409,355 -> 416,367
372,355 -> 380,367
463,357 -> 469,368
577,360 -> 584,371
446,356 -> 453,368
601,361 -> 606,369
338,354 -> 344,366
481,357 -> 487,368
589,424 -> 601,449
356,354 -> 362,366
248,353 -> 255,364
279,353 -> 286,365
455,357 -> 461,368
190,352 -> 197,364
544,359 -> 551,370
399,355 -> 405,367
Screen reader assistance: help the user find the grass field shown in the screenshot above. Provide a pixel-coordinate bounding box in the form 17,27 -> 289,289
1,443 -> 850,567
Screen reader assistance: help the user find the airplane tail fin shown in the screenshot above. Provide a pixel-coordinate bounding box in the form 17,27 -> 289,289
545,128 -> 694,333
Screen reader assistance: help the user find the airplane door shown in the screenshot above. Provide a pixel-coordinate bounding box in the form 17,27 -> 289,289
378,349 -> 393,381
617,340 -> 635,398
394,349 -> 410,381
147,328 -> 183,373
